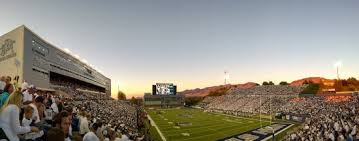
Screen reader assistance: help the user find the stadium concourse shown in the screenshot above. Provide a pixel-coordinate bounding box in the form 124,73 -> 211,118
0,75 -> 145,141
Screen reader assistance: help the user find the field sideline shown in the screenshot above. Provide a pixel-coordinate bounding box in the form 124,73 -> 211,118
147,108 -> 278,141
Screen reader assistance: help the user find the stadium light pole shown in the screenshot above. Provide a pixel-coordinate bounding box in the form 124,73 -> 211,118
224,71 -> 229,85
270,95 -> 272,126
334,61 -> 342,80
260,94 -> 262,128
117,80 -> 120,93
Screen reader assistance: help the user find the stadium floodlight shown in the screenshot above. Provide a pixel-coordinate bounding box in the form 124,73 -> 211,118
259,94 -> 262,128
117,80 -> 120,93
334,61 -> 342,80
224,71 -> 230,85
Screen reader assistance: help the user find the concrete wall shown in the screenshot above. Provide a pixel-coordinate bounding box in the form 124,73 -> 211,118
0,26 -> 25,83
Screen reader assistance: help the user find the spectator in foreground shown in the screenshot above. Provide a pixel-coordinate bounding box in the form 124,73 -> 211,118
53,111 -> 72,141
0,84 -> 14,108
21,105 -> 44,141
0,91 -> 39,141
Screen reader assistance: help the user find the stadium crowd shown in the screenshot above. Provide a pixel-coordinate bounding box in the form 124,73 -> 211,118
201,85 -> 305,115
201,84 -> 359,140
0,75 -> 144,141
282,96 -> 359,141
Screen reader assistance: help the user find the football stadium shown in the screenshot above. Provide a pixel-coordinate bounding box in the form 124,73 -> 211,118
2,1 -> 359,141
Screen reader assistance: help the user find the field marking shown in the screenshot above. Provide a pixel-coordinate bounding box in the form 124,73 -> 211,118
176,122 -> 266,141
209,112 -> 273,123
160,120 -> 239,131
158,115 -> 260,131
147,114 -> 167,141
161,120 -> 258,134
148,109 -> 279,141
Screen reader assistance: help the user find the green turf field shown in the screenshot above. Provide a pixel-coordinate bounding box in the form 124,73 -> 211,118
147,108 -> 271,141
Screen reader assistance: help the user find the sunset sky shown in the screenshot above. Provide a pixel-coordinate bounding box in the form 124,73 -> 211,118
1,0 -> 359,98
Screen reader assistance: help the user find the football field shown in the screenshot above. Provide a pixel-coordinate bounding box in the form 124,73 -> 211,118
147,108 -> 273,141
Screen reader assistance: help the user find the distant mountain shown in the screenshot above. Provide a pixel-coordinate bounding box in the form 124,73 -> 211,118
181,82 -> 257,97
290,77 -> 334,86
181,77 -> 338,97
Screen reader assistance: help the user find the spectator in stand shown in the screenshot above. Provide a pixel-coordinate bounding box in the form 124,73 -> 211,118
23,85 -> 36,105
21,79 -> 29,92
0,91 -> 39,141
34,96 -> 45,122
21,85 -> 36,121
27,96 -> 42,124
0,84 -> 14,108
21,105 -> 44,140
79,111 -> 90,137
83,123 -> 100,141
53,111 -> 72,141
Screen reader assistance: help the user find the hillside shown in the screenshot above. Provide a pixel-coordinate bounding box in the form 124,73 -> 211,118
181,82 -> 257,97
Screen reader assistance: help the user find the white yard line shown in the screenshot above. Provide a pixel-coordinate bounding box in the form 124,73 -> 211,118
147,114 -> 167,141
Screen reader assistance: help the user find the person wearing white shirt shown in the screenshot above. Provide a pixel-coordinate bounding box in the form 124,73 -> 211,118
79,113 -> 90,136
22,106 -> 44,140
29,103 -> 41,123
83,122 -> 100,141
51,100 -> 59,114
22,89 -> 35,105
83,131 -> 100,141
0,91 -> 39,141
20,80 -> 28,92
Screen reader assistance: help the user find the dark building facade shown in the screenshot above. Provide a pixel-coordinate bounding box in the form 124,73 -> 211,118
0,25 -> 111,95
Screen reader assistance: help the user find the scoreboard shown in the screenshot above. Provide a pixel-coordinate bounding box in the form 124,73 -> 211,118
152,83 -> 177,95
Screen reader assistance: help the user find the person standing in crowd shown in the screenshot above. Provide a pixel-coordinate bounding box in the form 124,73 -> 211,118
27,96 -> 42,124
50,97 -> 59,114
83,123 -> 100,141
0,84 -> 14,108
21,85 -> 36,121
0,91 -> 39,141
34,96 -> 45,122
53,111 -> 72,141
22,85 -> 36,105
79,111 -> 90,137
21,80 -> 29,92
